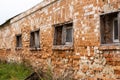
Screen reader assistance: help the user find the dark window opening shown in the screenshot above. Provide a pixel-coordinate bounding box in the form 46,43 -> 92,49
30,30 -> 40,48
100,12 -> 120,44
54,22 -> 73,45
30,32 -> 35,48
16,35 -> 22,48
54,26 -> 63,45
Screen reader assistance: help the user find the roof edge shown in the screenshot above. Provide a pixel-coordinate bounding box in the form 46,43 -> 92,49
0,0 -> 58,27
11,0 -> 58,24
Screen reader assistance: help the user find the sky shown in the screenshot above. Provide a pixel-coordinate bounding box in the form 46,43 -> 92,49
0,0 -> 43,25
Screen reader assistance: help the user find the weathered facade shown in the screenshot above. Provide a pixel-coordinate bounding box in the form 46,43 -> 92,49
0,0 -> 120,79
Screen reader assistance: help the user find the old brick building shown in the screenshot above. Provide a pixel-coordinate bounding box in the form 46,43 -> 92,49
0,0 -> 120,79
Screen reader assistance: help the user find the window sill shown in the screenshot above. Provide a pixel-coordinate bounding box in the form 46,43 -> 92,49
99,43 -> 120,50
15,47 -> 23,50
29,48 -> 41,51
52,45 -> 73,51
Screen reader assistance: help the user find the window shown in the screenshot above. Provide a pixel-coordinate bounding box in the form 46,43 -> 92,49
66,26 -> 73,44
16,34 -> 22,48
30,30 -> 40,49
113,18 -> 119,42
54,22 -> 73,45
100,11 -> 120,44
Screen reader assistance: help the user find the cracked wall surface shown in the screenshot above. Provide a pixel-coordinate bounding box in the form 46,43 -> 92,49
0,0 -> 120,79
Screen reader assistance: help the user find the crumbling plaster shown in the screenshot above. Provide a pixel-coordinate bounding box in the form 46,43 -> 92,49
0,0 -> 120,79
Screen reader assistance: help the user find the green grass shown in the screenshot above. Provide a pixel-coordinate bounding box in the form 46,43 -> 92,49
0,62 -> 32,80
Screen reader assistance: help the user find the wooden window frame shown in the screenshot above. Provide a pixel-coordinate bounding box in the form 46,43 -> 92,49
53,22 -> 73,45
53,22 -> 73,50
54,26 -> 63,45
30,29 -> 40,50
16,34 -> 22,49
113,18 -> 119,43
65,26 -> 73,45
100,11 -> 120,45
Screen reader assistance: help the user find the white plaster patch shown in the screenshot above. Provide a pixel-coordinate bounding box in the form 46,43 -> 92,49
23,33 -> 29,41
87,46 -> 91,56
76,35 -> 79,38
83,4 -> 93,10
81,21 -> 83,24
100,51 -> 103,54
74,12 -> 79,16
96,50 -> 100,53
96,33 -> 99,36
82,37 -> 85,41
81,31 -> 85,34
94,29 -> 98,32
94,14 -> 98,18
90,57 -> 94,60
84,11 -> 95,16
96,25 -> 99,28
70,5 -> 73,17
76,53 -> 80,55
54,7 -> 60,12
44,30 -> 46,32
94,46 -> 98,50
53,7 -> 55,10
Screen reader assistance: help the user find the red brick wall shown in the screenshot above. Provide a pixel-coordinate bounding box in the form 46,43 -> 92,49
0,0 -> 120,79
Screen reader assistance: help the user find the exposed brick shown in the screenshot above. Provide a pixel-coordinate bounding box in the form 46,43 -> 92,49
0,0 -> 120,79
